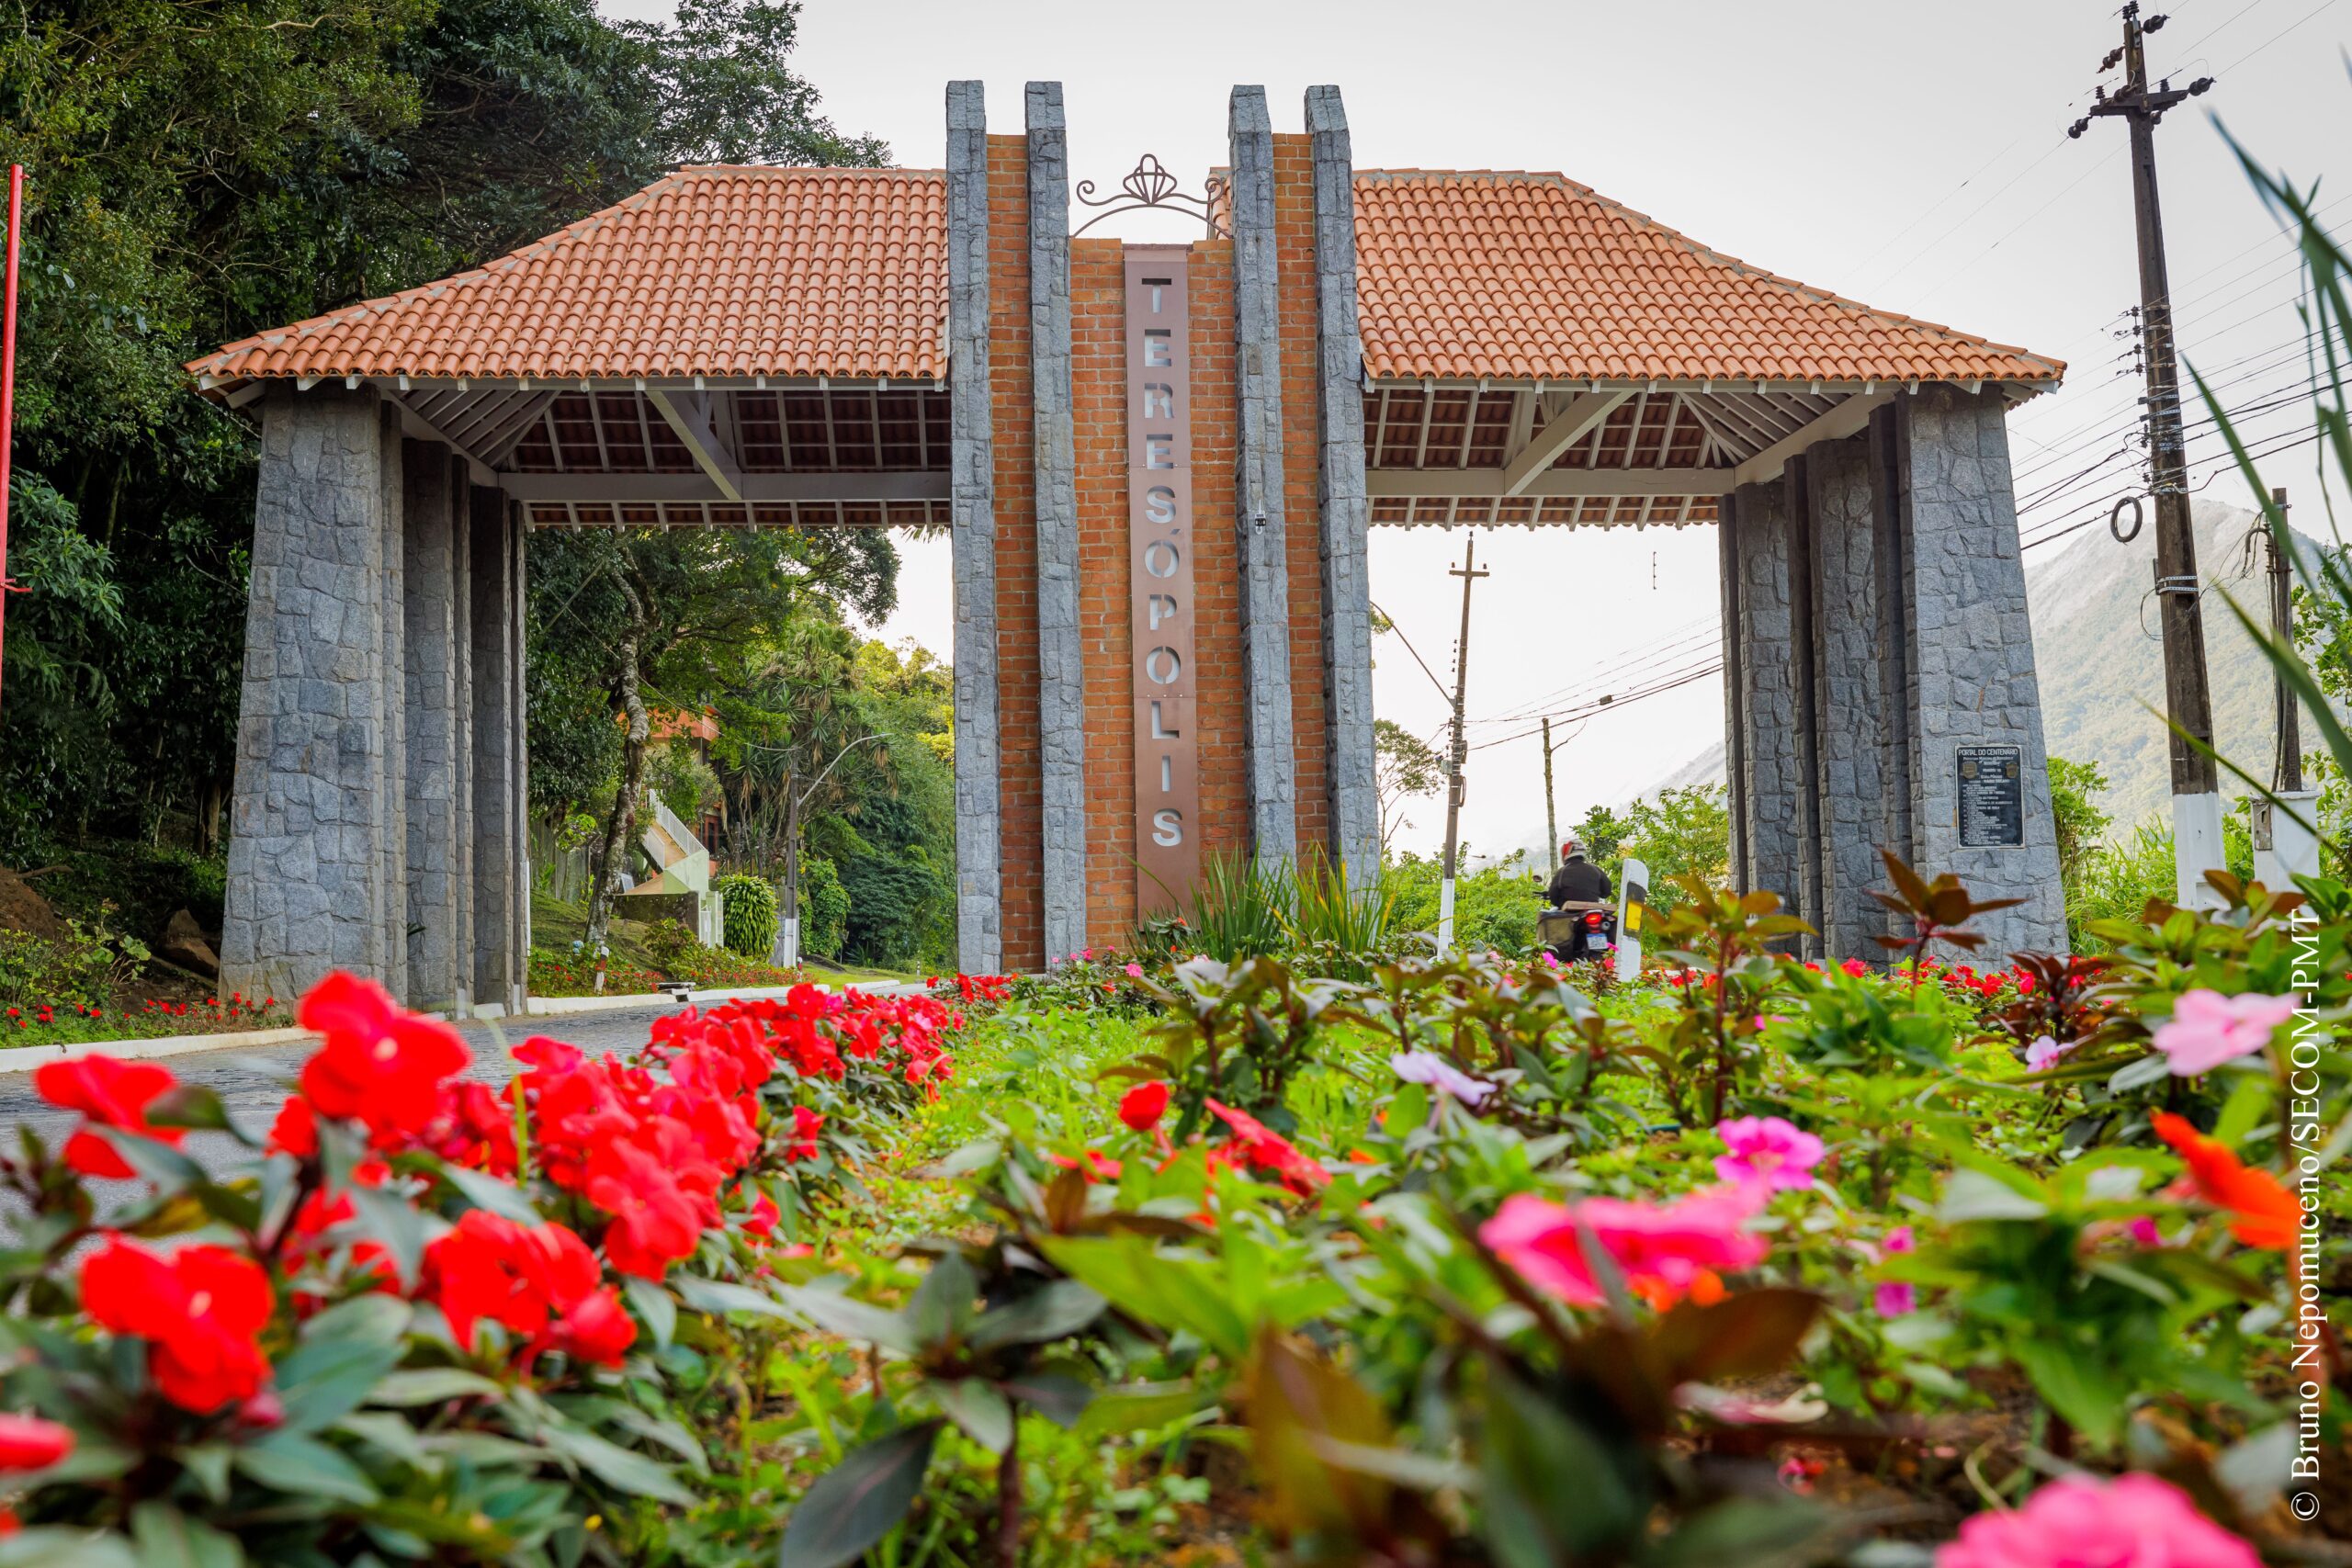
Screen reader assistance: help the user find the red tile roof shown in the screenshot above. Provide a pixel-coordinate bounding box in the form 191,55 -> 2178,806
192,164 -> 2059,391
1351,170 -> 2062,386
191,166 -> 947,385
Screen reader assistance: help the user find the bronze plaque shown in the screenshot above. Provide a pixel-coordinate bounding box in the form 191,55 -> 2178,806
1126,246 -> 1200,918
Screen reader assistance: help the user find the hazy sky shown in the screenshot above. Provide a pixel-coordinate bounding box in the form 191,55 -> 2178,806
607,0 -> 2350,862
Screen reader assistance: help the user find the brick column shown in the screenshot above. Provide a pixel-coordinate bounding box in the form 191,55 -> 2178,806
1305,85 -> 1377,887
1801,433 -> 1892,957
1227,85 -> 1297,867
1728,479 -> 1807,919
1885,385 -> 2066,954
946,80 -> 1003,975
1027,81 -> 1086,964
470,490 -> 526,1012
222,385 -> 404,1000
401,443 -> 470,1011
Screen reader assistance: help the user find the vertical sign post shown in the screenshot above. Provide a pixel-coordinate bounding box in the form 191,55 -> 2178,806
1126,247 -> 1201,916
0,164 -> 20,712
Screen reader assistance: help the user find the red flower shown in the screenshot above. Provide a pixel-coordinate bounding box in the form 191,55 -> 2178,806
81,1238 -> 274,1414
1048,1148 -> 1123,1183
266,1095 -> 318,1157
1204,1099 -> 1329,1195
741,1188 -> 781,1240
34,1055 -> 186,1179
0,1415 -> 73,1472
296,972 -> 470,1139
423,1212 -> 634,1367
781,1104 -> 825,1164
2152,1112 -> 2301,1249
1118,1080 -> 1170,1133
586,1138 -> 707,1280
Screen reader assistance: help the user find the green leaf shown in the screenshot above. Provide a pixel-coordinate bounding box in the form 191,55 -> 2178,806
173,1446 -> 232,1506
432,1159 -> 543,1225
927,1378 -> 1012,1453
623,1276 -> 676,1349
2012,1338 -> 2128,1449
0,1529 -> 140,1568
537,1420 -> 696,1506
605,1405 -> 709,1473
367,1368 -> 503,1407
91,1128 -> 205,1190
673,1273 -> 792,1320
145,1087 -> 245,1142
270,1337 -> 403,1435
2107,1053 -> 2176,1093
968,1280 -> 1105,1350
333,1411 -> 428,1467
1039,1235 -> 1251,1360
775,1421 -> 943,1568
999,1372 -> 1093,1428
232,1431 -> 381,1506
905,1252 -> 977,1348
1937,1169 -> 2049,1223
298,1292 -> 411,1348
345,1184 -> 426,1289
129,1502 -> 245,1568
1073,1382 -> 1213,1440
775,1282 -> 918,1355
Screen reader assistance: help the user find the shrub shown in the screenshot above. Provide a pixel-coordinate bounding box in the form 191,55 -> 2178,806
800,853 -> 849,959
715,872 -> 780,958
640,916 -> 700,972
0,917 -> 150,1010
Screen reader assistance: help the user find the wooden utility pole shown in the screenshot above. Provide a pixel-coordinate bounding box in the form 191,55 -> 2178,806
2075,5 -> 2219,901
2268,486 -> 2301,791
1541,715 -> 1558,866
1436,536 -> 1488,955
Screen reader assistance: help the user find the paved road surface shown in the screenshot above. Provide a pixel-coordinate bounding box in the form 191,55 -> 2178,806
0,1008 -> 668,1205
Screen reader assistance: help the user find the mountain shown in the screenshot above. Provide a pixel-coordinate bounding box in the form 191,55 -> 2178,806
1631,499 -> 2314,830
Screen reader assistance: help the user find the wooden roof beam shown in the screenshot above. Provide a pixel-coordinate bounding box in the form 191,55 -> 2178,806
646,388 -> 745,503
1495,389 -> 1630,496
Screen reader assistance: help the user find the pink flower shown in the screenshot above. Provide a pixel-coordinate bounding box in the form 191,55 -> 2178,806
1935,1473 -> 2258,1568
1712,1116 -> 1825,1191
1481,1184 -> 1768,1310
1884,1225 -> 1916,1254
1124,963 -> 1143,979
1389,1050 -> 1493,1108
1874,1281 -> 1916,1316
2024,1034 -> 2074,1072
2150,989 -> 2298,1077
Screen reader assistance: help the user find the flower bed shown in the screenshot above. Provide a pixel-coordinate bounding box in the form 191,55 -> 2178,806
0,859 -> 2342,1565
0,992 -> 292,1046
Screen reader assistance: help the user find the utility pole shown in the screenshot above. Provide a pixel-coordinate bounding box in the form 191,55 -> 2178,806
1541,716 -> 1559,868
1435,536 -> 1488,956
2073,5 -> 2219,908
2267,487 -> 2301,791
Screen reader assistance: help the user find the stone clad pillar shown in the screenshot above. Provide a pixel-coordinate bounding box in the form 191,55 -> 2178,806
469,489 -> 526,1013
1026,81 -> 1086,964
402,444 -> 470,1012
1227,85 -> 1298,867
946,78 -> 1003,976
222,385 -> 404,1000
1885,384 -> 2066,954
1718,493 -> 1750,894
1305,85 -> 1378,888
1801,434 -> 1893,957
1726,480 -> 1807,921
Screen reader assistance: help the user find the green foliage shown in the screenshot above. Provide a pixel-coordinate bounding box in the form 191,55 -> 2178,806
1614,783 -> 1730,912
646,740 -> 722,829
1373,717 -> 1442,852
715,873 -> 780,959
2048,755 -> 2114,889
798,854 -> 849,961
0,919 -> 151,1010
641,917 -> 700,972
0,0 -> 881,861
1382,850 -> 1543,954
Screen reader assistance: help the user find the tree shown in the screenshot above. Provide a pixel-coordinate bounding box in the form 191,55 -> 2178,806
1614,784 -> 1730,912
1569,803 -> 1631,864
2046,755 -> 2114,892
1374,718 -> 1442,853
0,0 -> 883,867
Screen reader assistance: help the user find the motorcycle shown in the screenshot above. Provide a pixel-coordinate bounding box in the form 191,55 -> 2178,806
1536,898 -> 1617,964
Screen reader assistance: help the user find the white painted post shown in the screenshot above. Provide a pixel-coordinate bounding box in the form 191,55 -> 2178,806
1614,857 -> 1650,983
2173,791 -> 2227,911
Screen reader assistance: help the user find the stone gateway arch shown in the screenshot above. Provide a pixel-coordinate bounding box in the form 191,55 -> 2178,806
189,82 -> 2067,1004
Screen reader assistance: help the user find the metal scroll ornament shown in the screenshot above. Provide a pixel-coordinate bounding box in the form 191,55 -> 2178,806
1073,154 -> 1228,238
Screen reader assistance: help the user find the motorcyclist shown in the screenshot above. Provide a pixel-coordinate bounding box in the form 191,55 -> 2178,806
1545,840 -> 1611,907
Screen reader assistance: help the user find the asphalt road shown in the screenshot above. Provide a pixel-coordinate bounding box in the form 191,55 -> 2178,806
0,1008 -> 668,1201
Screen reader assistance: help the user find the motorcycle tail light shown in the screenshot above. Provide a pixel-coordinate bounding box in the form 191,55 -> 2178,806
1583,911 -> 1604,928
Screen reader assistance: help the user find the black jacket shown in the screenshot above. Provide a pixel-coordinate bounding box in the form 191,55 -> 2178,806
1546,856 -> 1611,906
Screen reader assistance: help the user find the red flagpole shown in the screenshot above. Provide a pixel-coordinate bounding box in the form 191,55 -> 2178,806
0,165 -> 19,715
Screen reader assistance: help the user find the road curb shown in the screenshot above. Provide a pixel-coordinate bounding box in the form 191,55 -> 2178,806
0,979 -> 929,1074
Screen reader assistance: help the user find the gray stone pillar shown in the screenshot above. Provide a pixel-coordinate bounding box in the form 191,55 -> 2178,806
1868,408 -> 1917,874
1717,492 -> 1750,894
402,444 -> 470,1011
469,490 -> 526,1012
946,79 -> 1002,976
378,410 -> 408,1000
1802,434 -> 1892,958
1305,85 -> 1378,888
1781,457 -> 1826,960
221,386 -> 402,1000
1887,385 -> 2066,954
1227,84 -> 1297,866
1027,81 -> 1085,964
1728,480 -> 1806,919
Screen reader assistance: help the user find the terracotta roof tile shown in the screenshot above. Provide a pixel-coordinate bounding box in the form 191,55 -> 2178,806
193,164 -> 2060,392
1351,170 -> 2062,387
190,166 -> 948,385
